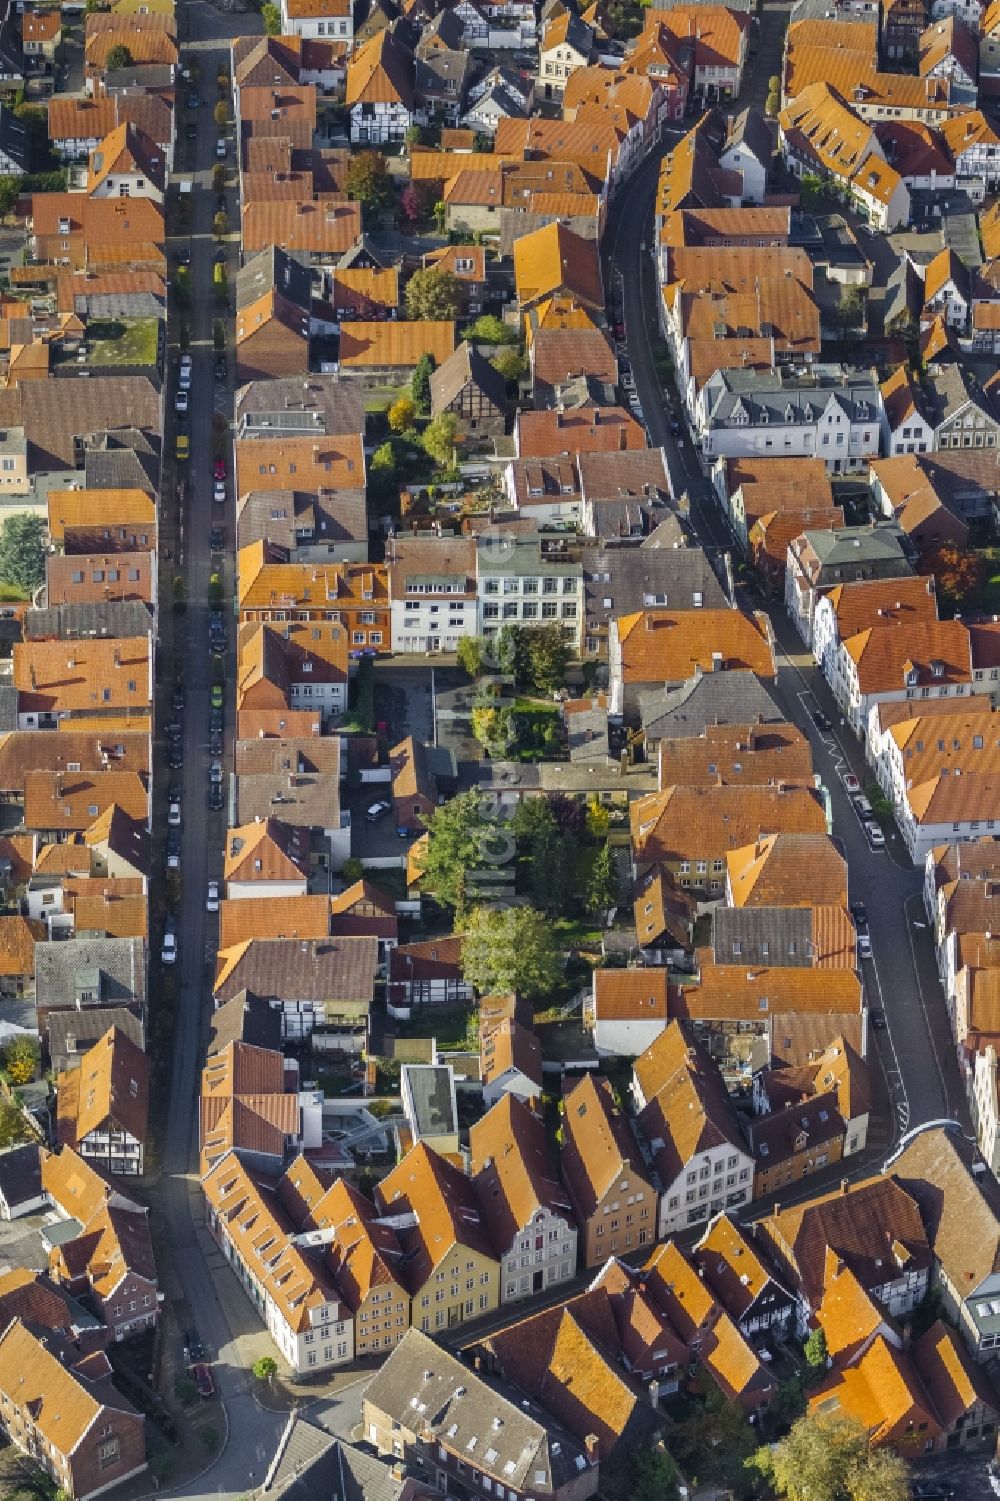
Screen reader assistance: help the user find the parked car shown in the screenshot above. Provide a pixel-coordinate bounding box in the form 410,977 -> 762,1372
166,831 -> 180,871
206,880 -> 219,913
214,354 -> 227,381
161,924 -> 176,965
213,480 -> 225,504
171,685 -> 185,712
870,1007 -> 887,1030
213,457 -> 225,480
850,900 -> 868,929
842,772 -> 860,794
854,793 -> 873,816
176,433 -> 189,462
209,731 -> 223,755
176,246 -> 191,266
864,820 -> 885,849
175,389 -> 189,414
209,526 -> 224,550
209,783 -> 224,812
193,1363 -> 215,1399
857,932 -> 872,960
366,799 -> 391,822
211,683 -> 223,709
216,137 -> 227,159
210,761 -> 222,785
182,1330 -> 204,1361
811,709 -> 832,732
168,742 -> 183,770
167,800 -> 181,828
185,121 -> 197,140
186,91 -> 199,108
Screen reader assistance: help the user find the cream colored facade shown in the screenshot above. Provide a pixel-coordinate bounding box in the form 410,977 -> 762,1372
412,1243 -> 499,1335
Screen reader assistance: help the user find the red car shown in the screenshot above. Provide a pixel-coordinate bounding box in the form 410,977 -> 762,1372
192,1362 -> 215,1399
213,458 -> 225,480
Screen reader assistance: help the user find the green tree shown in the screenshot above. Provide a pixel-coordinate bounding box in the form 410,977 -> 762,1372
460,905 -> 562,997
799,172 -> 825,210
464,313 -> 516,345
491,347 -> 528,383
346,149 -> 393,212
587,842 -> 617,915
457,635 -> 485,679
261,1 -> 281,30
3,1035 -> 38,1086
405,266 -> 462,321
630,1444 -> 679,1501
212,163 -> 226,192
804,1326 -> 828,1369
421,789 -> 489,911
432,199 -> 447,233
522,623 -> 569,693
471,703 -> 513,756
213,210 -> 228,239
0,512 -> 45,596
104,43 -> 133,70
511,795 -> 557,851
411,352 -> 436,410
404,123 -> 424,146
751,1412 -> 909,1501
672,1391 -> 757,1492
422,410 -> 459,467
387,394 -> 416,433
213,99 -> 229,128
371,440 -> 397,473
585,796 -> 610,840
340,857 -> 364,883
252,1355 -> 278,1384
0,176 -> 19,217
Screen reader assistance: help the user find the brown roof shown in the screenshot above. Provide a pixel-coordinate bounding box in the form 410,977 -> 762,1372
14,636 -> 151,717
480,1016 -> 543,1091
694,1213 -> 791,1322
594,967 -> 670,1021
615,609 -> 775,683
46,488 -> 156,543
338,320 -> 456,369
757,1173 -> 931,1309
632,784 -> 827,865
346,28 -> 414,107
56,1026 -> 148,1151
516,405 -> 646,457
675,963 -> 863,1024
0,1317 -> 128,1456
532,326 -> 617,388
0,915 -> 44,976
635,1022 -> 748,1187
822,572 -> 939,638
224,817 -> 311,885
23,769 -> 148,830
844,619 -> 972,694
560,1073 -> 649,1222
241,198 -> 361,256
0,728 -> 150,791
218,893 -> 331,949
726,833 -> 848,907
659,721 -> 813,789
470,1094 -> 574,1249
912,1319 -> 999,1429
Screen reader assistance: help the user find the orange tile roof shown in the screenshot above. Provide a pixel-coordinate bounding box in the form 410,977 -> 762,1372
616,609 -> 775,683
843,619 -> 971,693
14,637 -> 152,716
821,571 -> 939,637
593,967 -> 670,1021
470,1093 -> 574,1249
234,433 -> 364,499
516,404 -> 646,457
726,833 -> 847,907
808,1335 -> 941,1446
57,1026 -> 148,1150
240,198 -> 361,256
634,784 -> 826,864
338,320 -> 455,369
559,1073 -> 650,1221
345,29 -> 414,108
218,893 -> 331,949
0,915 -> 44,976
513,221 -> 603,310
46,488 -> 155,543
375,1139 -> 497,1287
24,769 -> 148,830
659,721 -> 813,788
224,817 -> 311,885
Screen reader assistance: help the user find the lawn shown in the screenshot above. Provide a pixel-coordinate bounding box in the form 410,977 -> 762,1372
509,697 -> 561,760
86,318 -> 160,367
978,549 -> 1000,612
0,582 -> 25,601
398,1003 -> 478,1051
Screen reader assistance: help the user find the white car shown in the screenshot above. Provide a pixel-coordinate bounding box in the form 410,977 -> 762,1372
210,761 -> 222,785
180,352 -> 192,372
179,365 -> 191,392
206,880 -> 219,912
865,821 -> 885,849
842,772 -> 860,794
167,800 -> 181,827
857,931 -> 872,960
161,930 -> 177,965
854,794 -> 873,816
213,480 -> 225,504
175,389 -> 189,414
216,138 -> 227,159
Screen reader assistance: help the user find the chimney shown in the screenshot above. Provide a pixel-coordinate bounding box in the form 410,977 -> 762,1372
648,1379 -> 660,1407
840,1178 -> 849,1195
584,1435 -> 600,1465
619,425 -> 627,451
711,651 -> 723,671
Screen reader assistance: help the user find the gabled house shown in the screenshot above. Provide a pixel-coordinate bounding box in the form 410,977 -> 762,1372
346,28 -> 414,143
235,246 -> 312,383
694,1213 -> 797,1337
429,341 -> 506,438
471,1093 -> 578,1302
560,1072 -> 658,1267
55,1026 -> 148,1177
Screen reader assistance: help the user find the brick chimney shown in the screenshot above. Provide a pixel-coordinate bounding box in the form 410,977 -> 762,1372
584,1435 -> 600,1464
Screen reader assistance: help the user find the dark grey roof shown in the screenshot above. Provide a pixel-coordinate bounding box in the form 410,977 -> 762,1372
583,496 -> 658,541
207,994 -> 283,1057
702,368 -> 880,430
884,257 -> 923,330
415,46 -> 470,94
35,937 -> 146,1014
418,7 -> 465,48
235,488 -> 367,552
567,704 -> 610,763
0,681 -> 16,733
234,374 -> 363,439
103,65 -> 174,90
233,769 -> 342,828
803,522 -> 909,568
430,343 -> 506,417
74,290 -> 164,321
17,377 -> 160,473
724,107 -> 772,169
237,245 -> 313,314
0,1143 -> 42,1211
537,373 -> 615,411
711,907 -> 815,968
363,1329 -> 593,1492
641,514 -> 689,549
0,105 -> 28,173
581,544 -> 728,635
48,1006 -> 145,1067
639,668 -> 783,742
264,1422 -> 431,1501
25,601 -> 154,640
548,10 -> 593,53
336,233 -> 389,270
82,442 -> 159,496
214,937 -> 378,1005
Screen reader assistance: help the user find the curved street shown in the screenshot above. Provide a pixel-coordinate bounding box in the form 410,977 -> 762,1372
604,148 -> 965,1143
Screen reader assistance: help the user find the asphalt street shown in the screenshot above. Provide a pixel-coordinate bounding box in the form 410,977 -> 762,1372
603,148 -> 969,1143
157,4 -> 285,1494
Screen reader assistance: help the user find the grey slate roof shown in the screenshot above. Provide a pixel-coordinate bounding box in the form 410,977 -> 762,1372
234,374 -> 363,439
0,682 -> 16,733
924,364 -> 999,427
566,703 -> 610,763
236,245 -> 313,315
214,937 -> 378,1005
35,937 -> 146,1014
235,488 -> 367,551
712,907 -> 815,968
265,1420 -> 433,1501
207,994 -> 283,1057
702,368 -> 880,430
638,668 -> 783,742
234,769 -> 343,829
363,1328 -> 593,1492
580,544 -> 728,635
47,1007 -> 145,1071
802,522 -> 909,568
724,107 -> 772,169
0,106 -> 29,174
0,1143 -> 42,1212
25,601 -> 154,640
83,443 -> 159,496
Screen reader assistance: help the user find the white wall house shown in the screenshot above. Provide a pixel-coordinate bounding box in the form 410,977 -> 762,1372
390,589 -> 478,653
280,0 -> 353,41
591,971 -> 670,1058
350,99 -> 412,145
697,373 -> 883,475
496,1204 -> 578,1303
